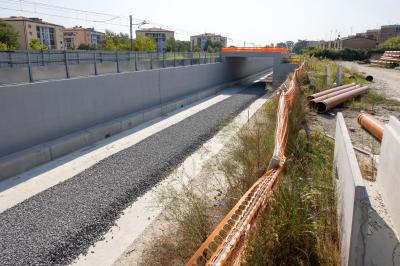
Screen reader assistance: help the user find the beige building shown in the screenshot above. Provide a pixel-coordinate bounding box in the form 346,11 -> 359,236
135,27 -> 174,52
190,33 -> 227,51
379,24 -> 400,43
335,36 -> 377,50
64,26 -> 104,49
3,16 -> 64,49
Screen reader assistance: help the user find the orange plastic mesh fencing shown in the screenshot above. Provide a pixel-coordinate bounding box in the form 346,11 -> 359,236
187,63 -> 304,266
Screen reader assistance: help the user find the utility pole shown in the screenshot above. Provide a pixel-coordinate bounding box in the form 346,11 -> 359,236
129,15 -> 133,51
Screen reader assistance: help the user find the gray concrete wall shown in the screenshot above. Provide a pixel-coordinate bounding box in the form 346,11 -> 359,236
334,113 -> 370,266
0,57 -> 273,159
377,116 -> 400,235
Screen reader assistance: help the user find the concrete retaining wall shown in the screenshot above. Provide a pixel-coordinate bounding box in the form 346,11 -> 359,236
377,116 -> 400,235
334,113 -> 370,266
0,57 -> 274,180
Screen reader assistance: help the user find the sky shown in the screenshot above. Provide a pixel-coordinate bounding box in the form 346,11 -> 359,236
0,0 -> 399,46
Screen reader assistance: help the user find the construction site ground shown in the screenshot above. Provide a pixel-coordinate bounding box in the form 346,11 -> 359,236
308,62 -> 400,264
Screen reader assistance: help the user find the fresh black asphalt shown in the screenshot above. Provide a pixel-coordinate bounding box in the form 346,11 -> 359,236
0,83 -> 266,265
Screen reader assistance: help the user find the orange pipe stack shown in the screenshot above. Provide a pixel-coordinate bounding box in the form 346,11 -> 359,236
357,113 -> 384,140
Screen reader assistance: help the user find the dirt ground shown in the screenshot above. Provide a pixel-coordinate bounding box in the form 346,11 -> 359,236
340,61 -> 400,101
309,62 -> 400,181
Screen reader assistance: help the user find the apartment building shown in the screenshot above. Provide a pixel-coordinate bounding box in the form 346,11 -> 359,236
135,27 -> 174,52
64,26 -> 104,49
3,16 -> 64,49
190,33 -> 227,51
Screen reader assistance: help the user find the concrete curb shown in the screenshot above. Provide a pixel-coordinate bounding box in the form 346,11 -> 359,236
377,116 -> 400,235
0,69 -> 271,182
334,113 -> 370,266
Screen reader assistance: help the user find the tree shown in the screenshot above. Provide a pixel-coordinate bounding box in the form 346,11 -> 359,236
193,46 -> 201,52
276,42 -> 287,48
175,40 -> 190,52
292,40 -> 308,54
0,41 -> 8,50
166,38 -> 176,52
29,38 -> 47,50
100,30 -> 130,51
78,43 -> 96,50
285,41 -> 295,52
0,19 -> 19,49
378,36 -> 400,50
134,36 -> 156,52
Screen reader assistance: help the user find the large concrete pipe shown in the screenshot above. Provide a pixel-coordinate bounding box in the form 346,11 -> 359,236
310,85 -> 360,107
357,113 -> 384,140
308,82 -> 356,100
316,86 -> 369,112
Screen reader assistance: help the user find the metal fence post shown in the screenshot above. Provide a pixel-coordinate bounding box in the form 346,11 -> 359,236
77,51 -> 80,64
8,52 -> 12,68
93,52 -> 98,75
163,52 -> 166,68
191,52 -> 193,65
174,52 -> 176,67
26,51 -> 33,82
41,49 -> 45,66
336,64 -> 342,86
116,51 -> 120,73
64,50 -> 70,78
150,53 -> 153,69
135,52 -> 138,71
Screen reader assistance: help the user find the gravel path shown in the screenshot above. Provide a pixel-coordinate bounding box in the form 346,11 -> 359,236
340,61 -> 400,101
0,83 -> 266,265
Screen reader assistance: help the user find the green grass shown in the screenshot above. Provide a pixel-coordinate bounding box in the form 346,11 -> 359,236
243,131 -> 340,266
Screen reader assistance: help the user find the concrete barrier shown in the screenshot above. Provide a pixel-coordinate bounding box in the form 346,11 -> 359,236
0,65 -> 272,180
377,116 -> 400,234
334,113 -> 370,266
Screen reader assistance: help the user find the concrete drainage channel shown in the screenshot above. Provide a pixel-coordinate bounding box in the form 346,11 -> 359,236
0,78 -> 270,265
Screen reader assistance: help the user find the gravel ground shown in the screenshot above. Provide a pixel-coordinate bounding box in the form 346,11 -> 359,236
340,61 -> 400,101
0,83 -> 266,265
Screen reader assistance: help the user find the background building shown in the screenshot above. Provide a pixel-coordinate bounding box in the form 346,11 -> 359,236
135,27 -> 174,52
64,26 -> 104,49
379,25 -> 400,43
190,33 -> 227,51
334,35 -> 377,50
3,16 -> 64,49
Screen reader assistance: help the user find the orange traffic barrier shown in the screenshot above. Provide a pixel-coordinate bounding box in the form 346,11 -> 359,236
357,113 -> 384,140
221,47 -> 289,53
187,62 -> 304,266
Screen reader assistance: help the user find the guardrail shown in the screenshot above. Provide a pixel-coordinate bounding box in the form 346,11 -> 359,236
0,50 -> 221,83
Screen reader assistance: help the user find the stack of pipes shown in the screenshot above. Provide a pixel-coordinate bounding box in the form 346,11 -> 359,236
308,83 -> 369,112
371,51 -> 400,68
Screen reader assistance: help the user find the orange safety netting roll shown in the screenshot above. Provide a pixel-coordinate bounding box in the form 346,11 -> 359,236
187,63 -> 304,266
